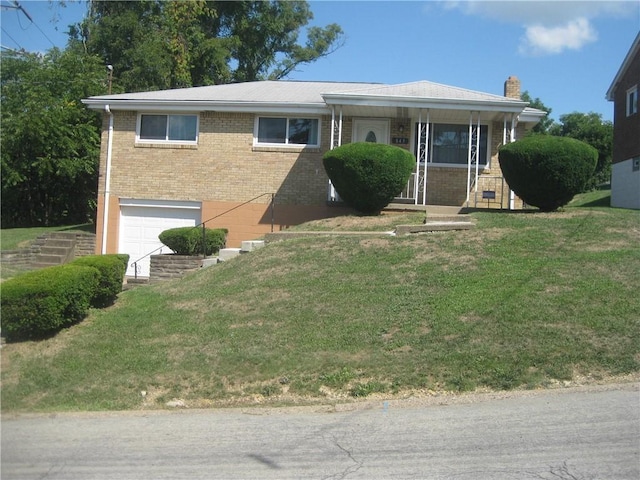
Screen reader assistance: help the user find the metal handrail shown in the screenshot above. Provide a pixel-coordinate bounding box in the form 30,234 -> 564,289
130,193 -> 275,279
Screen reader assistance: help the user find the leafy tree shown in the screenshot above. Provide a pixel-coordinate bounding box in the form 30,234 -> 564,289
521,91 -> 554,135
549,112 -> 613,189
70,0 -> 344,92
1,48 -> 106,227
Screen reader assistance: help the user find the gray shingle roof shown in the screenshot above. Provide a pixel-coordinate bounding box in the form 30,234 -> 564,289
88,81 -> 382,104
83,79 -> 543,122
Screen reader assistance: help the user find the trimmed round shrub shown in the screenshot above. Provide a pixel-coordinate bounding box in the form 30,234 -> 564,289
1,264 -> 100,342
158,227 -> 227,256
323,142 -> 416,214
71,254 -> 127,307
499,136 -> 598,211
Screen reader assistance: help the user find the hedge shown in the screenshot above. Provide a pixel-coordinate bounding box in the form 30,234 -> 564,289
499,136 -> 598,211
1,264 -> 100,342
71,254 -> 128,308
158,227 -> 227,256
323,142 -> 415,214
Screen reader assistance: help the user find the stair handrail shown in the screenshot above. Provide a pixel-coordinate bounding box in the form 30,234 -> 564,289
130,193 -> 275,279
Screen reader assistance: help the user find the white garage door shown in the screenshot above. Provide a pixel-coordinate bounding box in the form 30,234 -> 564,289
119,200 -> 201,277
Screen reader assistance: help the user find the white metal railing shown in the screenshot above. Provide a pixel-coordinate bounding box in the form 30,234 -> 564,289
397,173 -> 418,200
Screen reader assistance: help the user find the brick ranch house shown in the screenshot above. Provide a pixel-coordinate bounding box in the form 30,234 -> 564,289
83,76 -> 545,277
606,31 -> 640,210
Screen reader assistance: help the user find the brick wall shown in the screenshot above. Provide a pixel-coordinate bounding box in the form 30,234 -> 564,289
103,111 -> 331,207
101,110 -> 528,210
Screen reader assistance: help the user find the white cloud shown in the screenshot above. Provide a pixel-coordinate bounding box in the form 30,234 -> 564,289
519,17 -> 598,56
438,0 -> 636,56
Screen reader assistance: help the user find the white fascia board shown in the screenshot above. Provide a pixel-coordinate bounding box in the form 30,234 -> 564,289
322,94 -> 527,114
82,99 -> 329,115
518,110 -> 547,124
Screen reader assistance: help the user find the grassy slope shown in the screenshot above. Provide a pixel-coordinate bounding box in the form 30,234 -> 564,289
0,224 -> 94,251
2,192 -> 639,411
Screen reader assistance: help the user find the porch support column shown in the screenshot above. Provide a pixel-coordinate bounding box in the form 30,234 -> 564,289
509,113 -> 517,209
466,112 -> 478,207
328,107 -> 343,201
466,112 -> 483,207
422,110 -> 430,205
414,110 -> 430,206
415,112 -> 422,205
474,113 -> 481,201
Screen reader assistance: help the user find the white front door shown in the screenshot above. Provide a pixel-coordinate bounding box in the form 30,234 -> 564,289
353,119 -> 390,144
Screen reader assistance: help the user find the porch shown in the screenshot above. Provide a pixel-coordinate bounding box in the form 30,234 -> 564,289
321,79 -> 545,210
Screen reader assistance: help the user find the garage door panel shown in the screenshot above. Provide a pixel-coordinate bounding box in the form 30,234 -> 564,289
119,203 -> 201,278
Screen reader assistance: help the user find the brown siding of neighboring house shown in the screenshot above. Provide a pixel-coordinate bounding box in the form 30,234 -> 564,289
612,52 -> 640,164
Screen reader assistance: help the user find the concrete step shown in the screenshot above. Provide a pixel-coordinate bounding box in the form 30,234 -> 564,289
49,232 -> 80,239
425,214 -> 472,223
40,246 -> 71,256
35,254 -> 65,265
44,239 -> 74,248
202,257 -> 220,268
395,222 -> 475,235
123,277 -> 150,290
241,240 -> 265,252
218,248 -> 242,262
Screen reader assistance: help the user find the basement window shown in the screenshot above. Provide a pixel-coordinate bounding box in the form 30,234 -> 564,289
137,114 -> 198,144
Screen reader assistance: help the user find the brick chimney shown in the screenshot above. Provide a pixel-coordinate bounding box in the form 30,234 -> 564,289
504,76 -> 521,99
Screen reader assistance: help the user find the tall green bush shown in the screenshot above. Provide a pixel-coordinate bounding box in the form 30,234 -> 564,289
1,265 -> 100,342
499,136 -> 597,211
158,227 -> 227,256
323,142 -> 415,214
71,254 -> 127,307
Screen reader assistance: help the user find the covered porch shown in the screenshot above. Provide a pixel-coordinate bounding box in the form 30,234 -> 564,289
321,80 -> 545,209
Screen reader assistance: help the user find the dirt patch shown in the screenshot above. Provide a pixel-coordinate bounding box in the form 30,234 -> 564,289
360,238 -> 393,249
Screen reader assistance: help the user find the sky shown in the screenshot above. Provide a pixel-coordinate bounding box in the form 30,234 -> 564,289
1,0 -> 639,122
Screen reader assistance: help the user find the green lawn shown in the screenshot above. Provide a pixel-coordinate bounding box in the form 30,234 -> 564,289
0,223 -> 94,251
1,193 -> 638,412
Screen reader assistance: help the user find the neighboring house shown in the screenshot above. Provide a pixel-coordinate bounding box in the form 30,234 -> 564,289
83,76 -> 545,277
606,31 -> 640,210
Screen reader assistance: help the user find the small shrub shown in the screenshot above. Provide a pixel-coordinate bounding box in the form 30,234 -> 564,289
499,136 -> 598,211
323,142 -> 415,214
1,264 -> 100,342
158,227 -> 227,256
71,254 -> 127,307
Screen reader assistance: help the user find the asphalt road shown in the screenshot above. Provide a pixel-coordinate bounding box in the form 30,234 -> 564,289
2,383 -> 638,479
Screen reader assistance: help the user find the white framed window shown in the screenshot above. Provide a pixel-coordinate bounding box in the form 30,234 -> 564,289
627,85 -> 638,116
137,114 -> 198,144
255,117 -> 320,147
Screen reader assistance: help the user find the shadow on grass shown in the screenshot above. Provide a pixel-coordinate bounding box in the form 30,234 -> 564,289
59,223 -> 95,234
575,194 -> 611,208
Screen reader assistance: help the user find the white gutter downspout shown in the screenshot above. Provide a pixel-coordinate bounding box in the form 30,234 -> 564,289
101,105 -> 114,254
